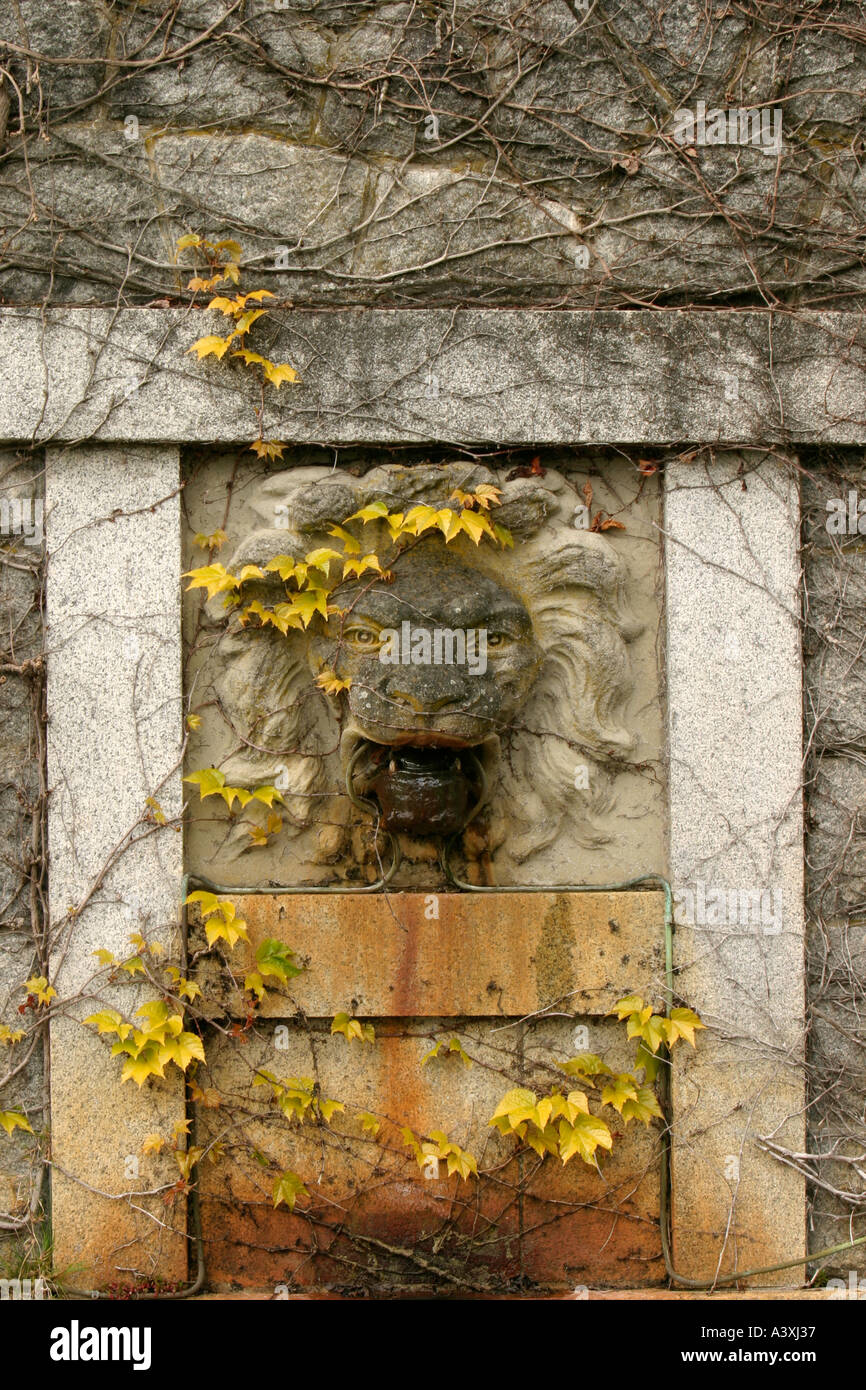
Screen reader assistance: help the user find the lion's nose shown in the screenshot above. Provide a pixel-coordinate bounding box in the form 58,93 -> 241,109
388,689 -> 463,714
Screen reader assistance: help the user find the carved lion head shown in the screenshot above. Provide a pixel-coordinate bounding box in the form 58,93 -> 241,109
195,462 -> 643,873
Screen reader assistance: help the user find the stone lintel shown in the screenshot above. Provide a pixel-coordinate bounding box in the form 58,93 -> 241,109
0,308 -> 862,445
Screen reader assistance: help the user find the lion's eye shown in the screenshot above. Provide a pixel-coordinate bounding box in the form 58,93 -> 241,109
487,633 -> 511,649
345,626 -> 380,648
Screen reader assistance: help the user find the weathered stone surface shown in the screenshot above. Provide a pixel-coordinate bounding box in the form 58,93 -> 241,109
802,449 -> 866,1273
198,1016 -> 660,1291
46,444 -> 187,1289
806,916 -> 866,1276
222,891 -> 666,1018
0,452 -> 43,1270
806,756 -> 866,920
0,309 -> 863,444
0,2 -> 860,306
665,455 -> 806,1285
0,2 -> 110,114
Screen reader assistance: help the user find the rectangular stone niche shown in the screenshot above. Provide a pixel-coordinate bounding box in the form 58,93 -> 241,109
196,890 -> 666,1292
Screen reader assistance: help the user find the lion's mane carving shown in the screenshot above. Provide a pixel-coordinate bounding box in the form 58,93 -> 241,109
202,462 -> 642,868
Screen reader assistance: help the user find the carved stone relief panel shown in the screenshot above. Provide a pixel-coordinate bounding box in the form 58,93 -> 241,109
183,452 -> 664,887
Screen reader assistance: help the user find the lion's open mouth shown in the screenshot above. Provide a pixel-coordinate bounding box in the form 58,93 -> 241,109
346,739 -> 487,837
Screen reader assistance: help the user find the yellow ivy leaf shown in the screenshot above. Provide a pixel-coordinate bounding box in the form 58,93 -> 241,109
558,1112 -> 613,1166
663,1007 -> 706,1049
401,1126 -> 422,1161
327,525 -> 360,555
251,785 -> 284,808
489,1088 -> 537,1131
141,1133 -> 165,1155
186,713 -> 202,731
187,334 -> 234,361
91,948 -> 117,967
184,890 -> 221,917
359,1112 -> 381,1137
621,1086 -> 664,1126
136,1000 -> 170,1031
316,670 -> 352,695
304,547 -> 342,574
273,1171 -> 308,1210
23,976 -> 55,1007
182,564 -> 240,600
470,484 -> 503,509
118,956 -> 145,976
263,555 -> 297,581
344,501 -> 389,524
422,1036 -> 472,1068
175,233 -> 202,251
341,554 -> 382,579
232,348 -> 268,368
445,1147 -> 478,1181
244,971 -> 266,1000
240,600 -> 305,635
184,767 -> 227,800
145,796 -> 166,825
175,1146 -> 205,1181
458,509 -> 495,545
249,440 -> 286,461
402,504 -> 438,535
84,1009 -> 129,1038
193,529 -> 228,551
435,509 -> 462,542
319,1099 -> 345,1124
204,911 -> 249,950
0,1026 -> 25,1046
263,361 -> 299,389
289,589 -> 329,628
233,308 -> 267,336
331,1012 -> 374,1044
600,1074 -> 640,1114
628,1010 -> 667,1055
120,1043 -> 167,1087
165,1032 -> 206,1071
206,295 -> 241,317
247,824 -> 270,847
0,1110 -> 33,1137
612,994 -> 645,1020
561,1052 -> 613,1081
526,1123 -> 560,1158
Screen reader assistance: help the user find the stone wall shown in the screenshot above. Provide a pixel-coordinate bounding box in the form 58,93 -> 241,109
803,450 -> 866,1277
0,0 -> 864,1289
0,452 -> 44,1276
0,1 -> 862,311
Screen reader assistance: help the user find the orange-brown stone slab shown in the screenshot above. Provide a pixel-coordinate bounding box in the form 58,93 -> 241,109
229,890 -> 666,1018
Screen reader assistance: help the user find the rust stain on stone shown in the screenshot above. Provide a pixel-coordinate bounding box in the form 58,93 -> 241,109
197,890 -> 667,1291
533,894 -> 577,1008
226,891 -> 666,1018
